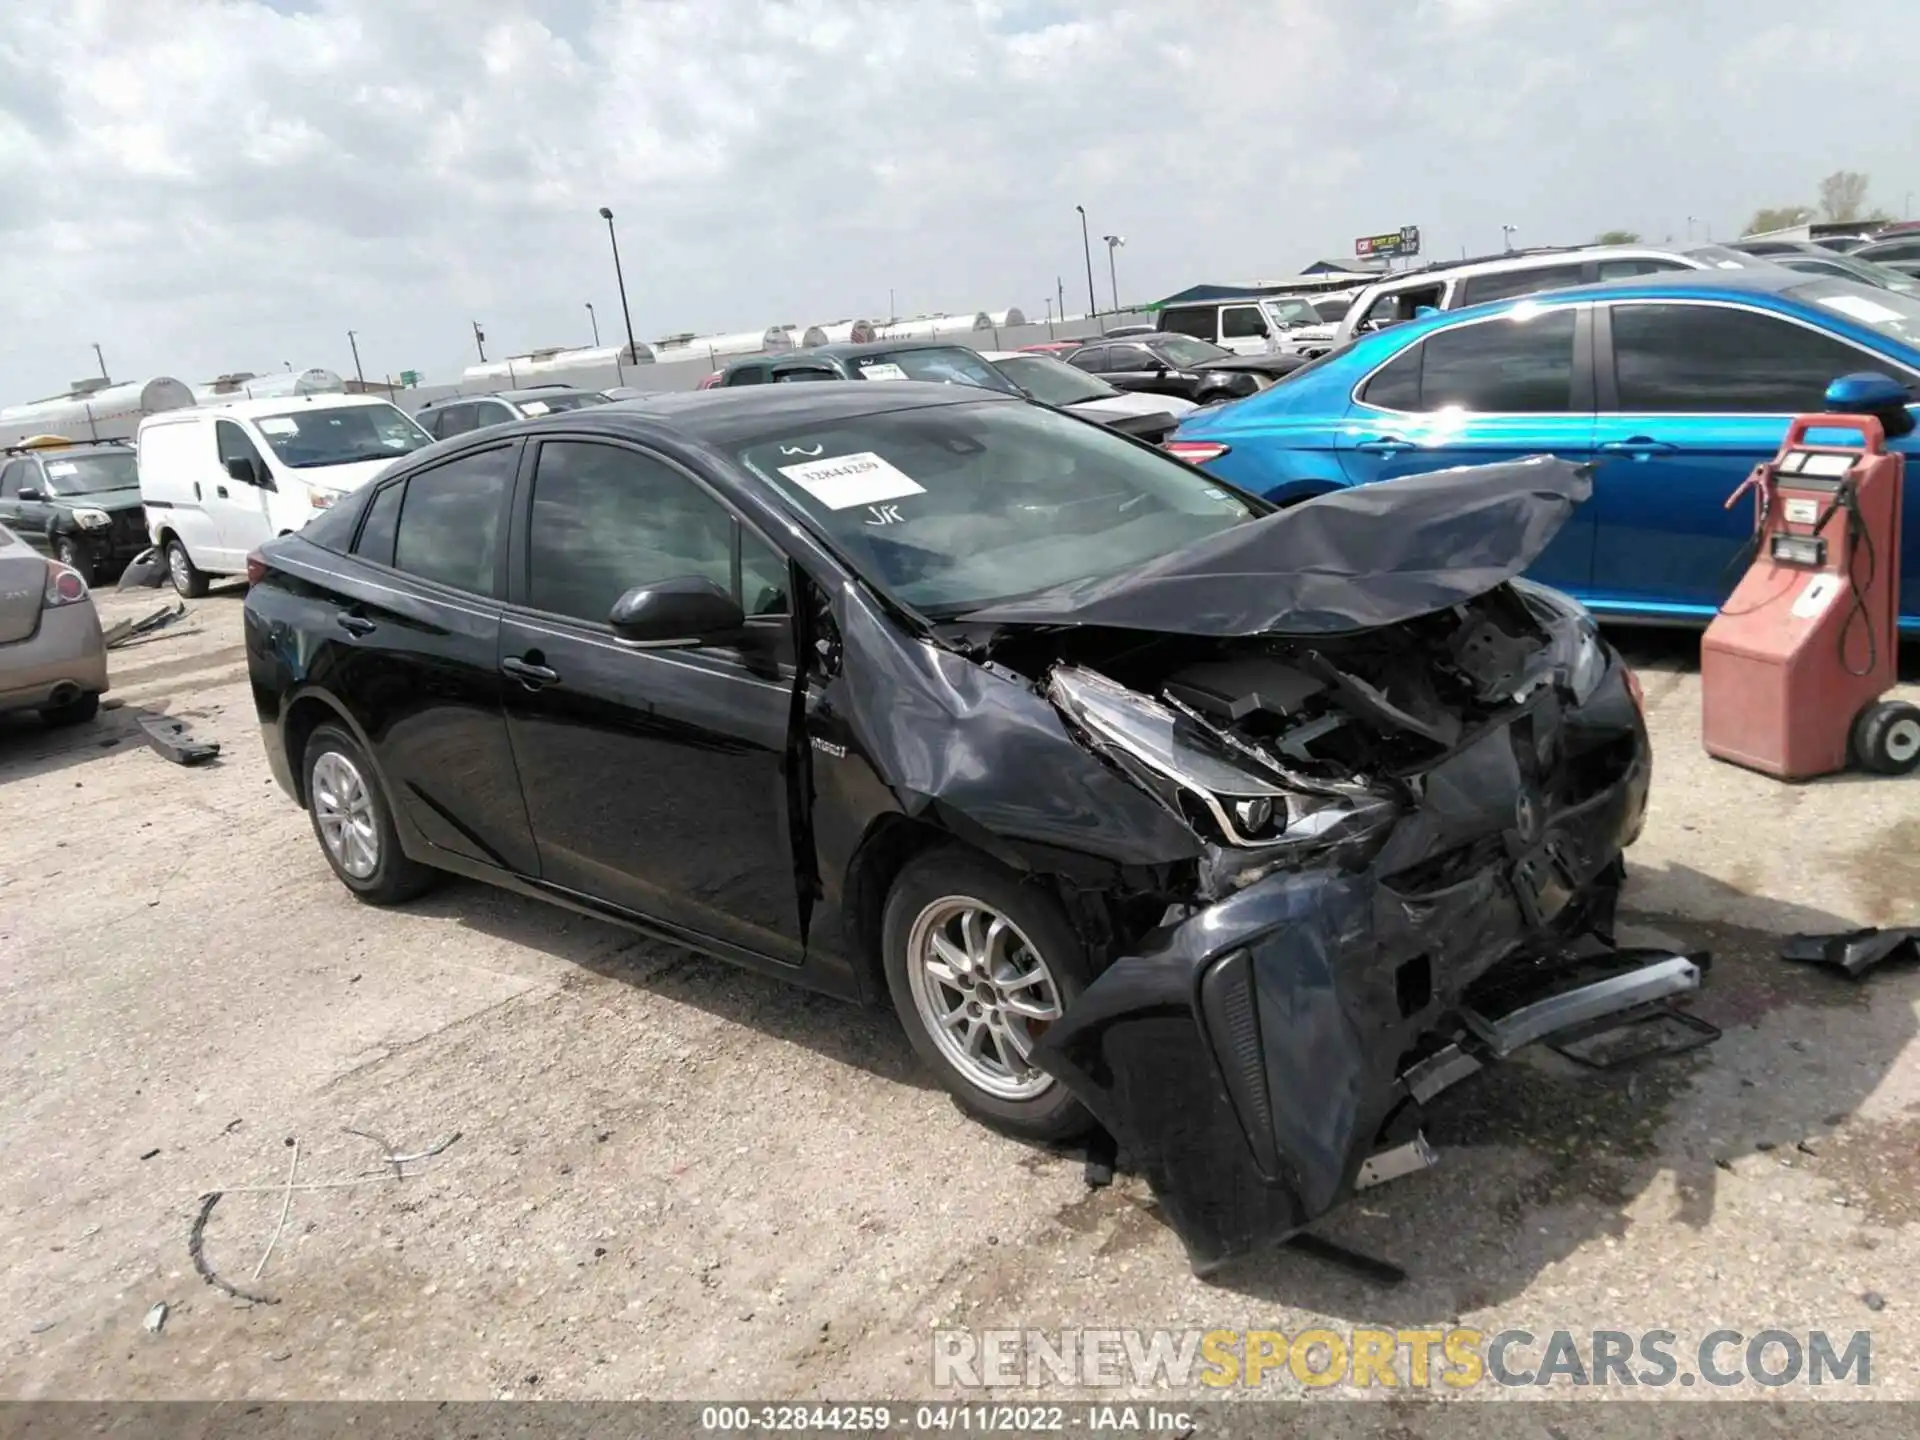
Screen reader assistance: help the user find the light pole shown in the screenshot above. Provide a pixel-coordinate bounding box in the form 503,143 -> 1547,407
1686,215 -> 1699,242
346,329 -> 365,386
888,288 -> 896,322
91,343 -> 108,381
1056,276 -> 1065,321
585,302 -> 600,347
1501,223 -> 1519,252
1044,297 -> 1053,336
1906,191 -> 1914,219
472,321 -> 487,363
1102,235 -> 1125,313
598,206 -> 638,372
1074,205 -> 1097,319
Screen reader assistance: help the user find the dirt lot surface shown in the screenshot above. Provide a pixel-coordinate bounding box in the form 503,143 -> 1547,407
2,584 -> 1917,1403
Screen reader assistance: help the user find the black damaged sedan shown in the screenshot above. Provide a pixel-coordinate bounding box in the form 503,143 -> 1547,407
244,383 -> 1689,1271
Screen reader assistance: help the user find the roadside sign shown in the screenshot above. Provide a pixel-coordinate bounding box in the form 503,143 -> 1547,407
1356,226 -> 1421,260
399,370 -> 421,387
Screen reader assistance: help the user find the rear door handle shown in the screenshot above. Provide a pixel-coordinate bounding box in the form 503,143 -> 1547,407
501,655 -> 561,689
335,614 -> 376,637
1355,436 -> 1415,453
1598,437 -> 1677,456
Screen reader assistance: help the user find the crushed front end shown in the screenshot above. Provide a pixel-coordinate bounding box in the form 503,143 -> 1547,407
1015,579 -> 1685,1272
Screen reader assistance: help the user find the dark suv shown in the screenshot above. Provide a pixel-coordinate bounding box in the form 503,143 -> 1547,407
717,340 -> 1021,393
415,387 -> 610,440
0,440 -> 149,583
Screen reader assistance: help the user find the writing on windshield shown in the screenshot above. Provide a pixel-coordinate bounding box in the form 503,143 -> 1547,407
254,403 -> 431,469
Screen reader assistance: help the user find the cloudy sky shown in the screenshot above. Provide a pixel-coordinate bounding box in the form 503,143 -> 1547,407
2,0 -> 1916,398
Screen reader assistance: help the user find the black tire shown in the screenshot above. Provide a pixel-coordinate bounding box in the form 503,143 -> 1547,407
40,691 -> 100,727
53,536 -> 95,586
165,538 -> 209,599
1852,700 -> 1920,776
302,723 -> 438,904
882,846 -> 1094,1142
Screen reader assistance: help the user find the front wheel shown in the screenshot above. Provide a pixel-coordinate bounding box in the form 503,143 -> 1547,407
166,538 -> 209,598
882,847 -> 1093,1142
54,536 -> 95,585
303,723 -> 438,904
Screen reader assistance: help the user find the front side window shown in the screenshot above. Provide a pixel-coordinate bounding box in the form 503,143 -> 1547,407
726,365 -> 767,386
216,420 -> 268,478
1068,347 -> 1110,373
0,460 -> 31,498
391,445 -> 515,593
733,399 -> 1255,614
252,403 -> 430,469
1595,258 -> 1689,281
1220,306 -> 1269,339
1362,308 -> 1577,413
524,440 -> 787,626
1611,303 -> 1886,412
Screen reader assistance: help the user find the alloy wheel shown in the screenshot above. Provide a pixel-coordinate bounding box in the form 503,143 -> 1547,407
168,545 -> 192,593
905,895 -> 1064,1101
311,750 -> 380,879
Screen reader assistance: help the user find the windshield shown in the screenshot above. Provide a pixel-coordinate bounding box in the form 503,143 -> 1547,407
253,403 -> 431,469
732,400 -> 1256,613
849,347 -> 1021,394
990,355 -> 1119,405
1791,279 -> 1920,351
1154,335 -> 1230,366
1263,297 -> 1320,326
39,450 -> 138,494
516,392 -> 609,415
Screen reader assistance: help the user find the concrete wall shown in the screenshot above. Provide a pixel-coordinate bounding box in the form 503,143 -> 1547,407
393,311 -> 1159,415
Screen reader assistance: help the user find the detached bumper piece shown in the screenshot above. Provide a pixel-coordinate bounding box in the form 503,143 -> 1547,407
1459,949 -> 1705,1059
1781,927 -> 1920,979
139,714 -> 221,766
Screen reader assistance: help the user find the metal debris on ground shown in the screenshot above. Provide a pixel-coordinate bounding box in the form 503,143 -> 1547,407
116,548 -> 168,590
188,1130 -> 461,1306
1545,1004 -> 1722,1070
1780,927 -> 1920,979
138,714 -> 221,766
104,600 -> 189,649
143,1302 -> 168,1334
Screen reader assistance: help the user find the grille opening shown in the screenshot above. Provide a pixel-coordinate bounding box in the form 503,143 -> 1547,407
1395,955 -> 1433,1018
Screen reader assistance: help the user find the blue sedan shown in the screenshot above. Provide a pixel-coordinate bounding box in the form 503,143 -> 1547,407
1167,270 -> 1920,631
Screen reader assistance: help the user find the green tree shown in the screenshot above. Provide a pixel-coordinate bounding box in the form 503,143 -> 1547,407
1818,170 -> 1871,223
1593,229 -> 1641,244
1744,204 -> 1814,236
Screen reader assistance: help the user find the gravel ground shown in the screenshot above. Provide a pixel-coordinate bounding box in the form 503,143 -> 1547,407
1,584 -> 1916,1404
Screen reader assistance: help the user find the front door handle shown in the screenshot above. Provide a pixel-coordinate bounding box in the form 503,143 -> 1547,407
1598,437 -> 1677,457
501,655 -> 561,689
192,482 -> 201,500
1355,436 -> 1415,453
216,485 -> 229,498
335,614 -> 376,637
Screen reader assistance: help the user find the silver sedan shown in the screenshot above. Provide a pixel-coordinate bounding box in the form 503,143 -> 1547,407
0,523 -> 107,726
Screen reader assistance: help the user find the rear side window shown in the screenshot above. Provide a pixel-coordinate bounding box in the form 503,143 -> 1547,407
726,365 -> 767,386
1069,348 -> 1110,373
1361,309 -> 1577,413
353,479 -> 407,566
391,445 -> 515,594
1594,258 -> 1689,281
1457,263 -> 1588,307
1866,239 -> 1920,261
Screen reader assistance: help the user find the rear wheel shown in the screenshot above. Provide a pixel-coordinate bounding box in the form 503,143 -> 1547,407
53,536 -> 95,585
302,723 -> 438,904
165,538 -> 208,598
40,691 -> 100,727
1853,700 -> 1920,776
882,847 -> 1094,1142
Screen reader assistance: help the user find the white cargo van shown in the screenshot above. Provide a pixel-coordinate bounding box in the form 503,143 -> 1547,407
136,395 -> 431,595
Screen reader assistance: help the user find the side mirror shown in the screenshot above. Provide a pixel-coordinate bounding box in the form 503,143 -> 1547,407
16,487 -> 44,502
1825,371 -> 1916,439
608,575 -> 746,646
225,457 -> 257,484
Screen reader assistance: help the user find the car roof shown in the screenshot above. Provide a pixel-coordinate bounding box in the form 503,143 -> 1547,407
783,338 -> 983,362
530,379 -> 1018,447
1352,245 -> 1697,294
191,393 -> 395,418
419,387 -> 599,409
5,439 -> 130,460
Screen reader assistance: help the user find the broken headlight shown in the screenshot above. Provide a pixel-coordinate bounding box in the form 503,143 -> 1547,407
1048,665 -> 1398,853
1511,578 -> 1607,705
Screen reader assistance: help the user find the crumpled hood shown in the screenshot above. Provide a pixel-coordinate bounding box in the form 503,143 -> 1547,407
961,456 -> 1592,637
